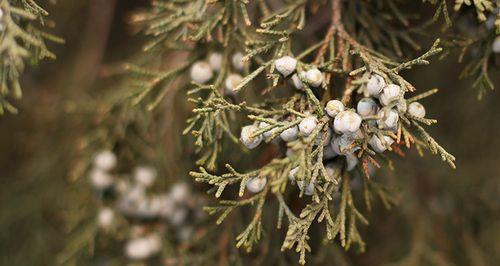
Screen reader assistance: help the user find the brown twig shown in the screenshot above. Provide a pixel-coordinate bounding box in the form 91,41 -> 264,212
313,0 -> 341,64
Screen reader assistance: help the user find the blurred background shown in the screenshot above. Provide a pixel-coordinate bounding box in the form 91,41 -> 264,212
0,1 -> 498,265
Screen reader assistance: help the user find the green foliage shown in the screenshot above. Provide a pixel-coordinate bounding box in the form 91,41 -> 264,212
0,0 -> 62,115
67,0 -> 497,264
187,5 -> 456,262
457,33 -> 497,100
454,0 -> 496,22
425,0 -> 499,98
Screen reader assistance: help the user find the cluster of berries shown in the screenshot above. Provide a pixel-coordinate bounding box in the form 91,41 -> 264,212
237,56 -> 430,194
89,151 -> 202,260
190,51 -> 246,95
